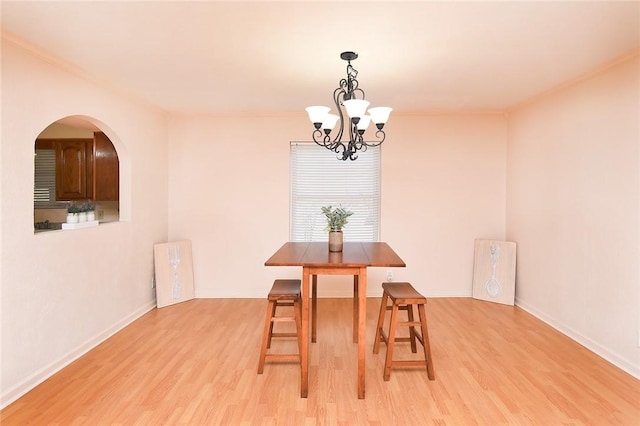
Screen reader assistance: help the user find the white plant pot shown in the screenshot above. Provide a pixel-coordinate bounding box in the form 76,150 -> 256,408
66,213 -> 79,224
87,211 -> 95,221
78,212 -> 88,222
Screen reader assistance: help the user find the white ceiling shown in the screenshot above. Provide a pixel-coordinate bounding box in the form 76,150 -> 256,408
2,1 -> 639,114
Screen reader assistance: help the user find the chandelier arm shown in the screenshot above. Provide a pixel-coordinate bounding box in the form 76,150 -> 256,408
352,87 -> 365,100
325,139 -> 348,157
328,141 -> 341,152
333,141 -> 347,160
361,129 -> 386,147
312,139 -> 329,150
312,129 -> 348,155
339,78 -> 349,92
333,87 -> 347,143
313,131 -> 345,153
346,63 -> 358,96
311,128 -> 324,144
346,141 -> 359,161
351,120 -> 363,148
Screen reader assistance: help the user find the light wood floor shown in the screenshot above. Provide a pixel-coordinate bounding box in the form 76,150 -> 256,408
2,297 -> 639,425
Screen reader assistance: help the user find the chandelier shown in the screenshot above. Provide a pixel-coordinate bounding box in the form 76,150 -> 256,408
305,51 -> 392,161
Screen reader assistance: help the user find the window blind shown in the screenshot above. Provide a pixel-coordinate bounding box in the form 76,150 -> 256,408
34,149 -> 59,207
290,142 -> 380,242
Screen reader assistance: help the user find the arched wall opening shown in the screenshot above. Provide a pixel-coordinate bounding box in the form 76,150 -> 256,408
33,114 -> 130,231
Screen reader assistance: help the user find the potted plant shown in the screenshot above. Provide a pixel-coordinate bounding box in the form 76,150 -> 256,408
321,205 -> 353,252
66,202 -> 81,224
83,200 -> 96,221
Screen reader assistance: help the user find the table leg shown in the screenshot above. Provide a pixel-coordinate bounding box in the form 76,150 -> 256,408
312,274 -> 318,343
353,275 -> 359,343
357,266 -> 366,399
301,267 -> 310,398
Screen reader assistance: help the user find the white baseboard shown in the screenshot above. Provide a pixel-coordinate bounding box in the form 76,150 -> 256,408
0,300 -> 156,410
423,291 -> 472,298
515,297 -> 640,380
197,288 -> 473,299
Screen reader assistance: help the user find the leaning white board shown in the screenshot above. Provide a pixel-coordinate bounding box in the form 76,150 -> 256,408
472,239 -> 516,306
154,240 -> 195,308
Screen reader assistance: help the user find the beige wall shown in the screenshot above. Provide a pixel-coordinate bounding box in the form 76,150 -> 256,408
506,55 -> 640,377
381,114 -> 507,297
167,113 -> 507,298
1,37 -> 169,406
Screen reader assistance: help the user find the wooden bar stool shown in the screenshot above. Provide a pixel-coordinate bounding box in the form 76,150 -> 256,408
373,282 -> 435,381
257,279 -> 302,374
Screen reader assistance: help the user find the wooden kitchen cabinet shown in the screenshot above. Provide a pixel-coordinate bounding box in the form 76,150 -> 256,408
93,132 -> 119,201
55,139 -> 93,200
38,132 -> 118,202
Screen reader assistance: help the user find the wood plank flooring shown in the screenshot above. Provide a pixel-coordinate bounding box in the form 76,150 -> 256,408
2,298 -> 639,425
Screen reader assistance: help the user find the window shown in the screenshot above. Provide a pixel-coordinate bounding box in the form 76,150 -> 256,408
34,147 -> 59,207
290,142 -> 380,242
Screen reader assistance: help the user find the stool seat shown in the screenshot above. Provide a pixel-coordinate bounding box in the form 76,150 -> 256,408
269,279 -> 302,300
382,281 -> 427,303
373,282 -> 435,381
258,279 -> 303,376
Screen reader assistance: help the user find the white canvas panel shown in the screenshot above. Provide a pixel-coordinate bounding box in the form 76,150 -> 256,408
472,239 -> 516,305
154,240 -> 195,308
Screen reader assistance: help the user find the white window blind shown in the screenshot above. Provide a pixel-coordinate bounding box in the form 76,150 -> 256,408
34,149 -> 58,207
290,142 -> 380,242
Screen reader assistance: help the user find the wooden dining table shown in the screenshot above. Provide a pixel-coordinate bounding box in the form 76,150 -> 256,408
264,241 -> 406,399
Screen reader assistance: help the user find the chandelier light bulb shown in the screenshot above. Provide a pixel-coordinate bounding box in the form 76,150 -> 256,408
343,99 -> 370,119
356,115 -> 371,132
322,114 -> 340,131
367,107 -> 393,127
306,106 -> 331,129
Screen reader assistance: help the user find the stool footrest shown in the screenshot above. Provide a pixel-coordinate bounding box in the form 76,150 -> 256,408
271,316 -> 296,323
396,321 -> 421,327
272,300 -> 295,306
391,337 -> 415,343
271,332 -> 298,338
264,354 -> 300,362
390,360 -> 428,367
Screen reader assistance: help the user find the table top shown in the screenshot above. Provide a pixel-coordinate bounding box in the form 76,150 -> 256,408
265,242 -> 406,268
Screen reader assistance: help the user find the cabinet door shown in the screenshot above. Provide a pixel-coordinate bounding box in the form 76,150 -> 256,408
56,140 -> 88,200
93,132 -> 119,201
